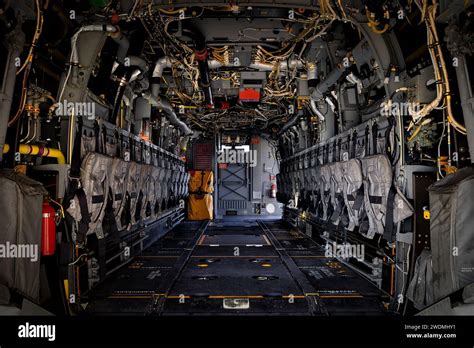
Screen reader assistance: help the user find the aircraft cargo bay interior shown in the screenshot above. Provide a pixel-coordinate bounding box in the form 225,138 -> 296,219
0,0 -> 474,325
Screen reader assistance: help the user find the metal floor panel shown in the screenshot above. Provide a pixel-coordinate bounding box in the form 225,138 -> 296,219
192,245 -> 278,257
84,219 -> 391,316
170,257 -> 304,296
199,233 -> 270,246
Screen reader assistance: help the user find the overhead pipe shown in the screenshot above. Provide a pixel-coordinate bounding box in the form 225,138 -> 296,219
249,59 -> 304,71
62,24 -> 127,101
304,60 -> 346,142
126,56 -> 149,75
105,37 -> 153,126
346,72 -> 363,94
49,2 -> 73,47
3,144 -> 66,164
110,28 -> 129,64
275,63 -> 318,137
110,64 -> 135,125
310,99 -> 325,121
179,136 -> 190,152
310,63 -> 346,102
288,127 -> 299,154
297,73 -> 309,97
207,59 -> 310,72
277,108 -> 305,137
320,108 -> 336,141
307,62 -> 318,87
181,24 -> 214,107
149,58 -> 193,136
70,24 -> 121,66
197,57 -> 213,107
151,56 -> 174,96
143,94 -> 193,136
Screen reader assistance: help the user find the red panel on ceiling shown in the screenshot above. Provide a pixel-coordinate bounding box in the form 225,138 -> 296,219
239,88 -> 260,102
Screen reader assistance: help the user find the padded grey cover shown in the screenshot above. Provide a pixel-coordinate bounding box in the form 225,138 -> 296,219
0,170 -> 47,302
406,249 -> 434,310
428,167 -> 474,302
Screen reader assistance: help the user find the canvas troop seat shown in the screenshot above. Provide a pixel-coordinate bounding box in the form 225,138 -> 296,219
175,169 -> 183,202
340,158 -> 364,231
329,162 -> 345,226
138,165 -> 153,221
173,162 -> 186,204
359,154 -> 413,240
168,161 -> 178,207
118,161 -> 142,228
109,157 -> 130,231
156,163 -> 166,212
182,172 -> 190,198
359,155 -> 393,239
309,166 -> 320,214
149,166 -> 161,218
275,149 -> 412,241
67,152 -> 113,243
162,166 -> 172,209
298,168 -> 310,210
319,164 -> 332,221
167,163 -> 177,208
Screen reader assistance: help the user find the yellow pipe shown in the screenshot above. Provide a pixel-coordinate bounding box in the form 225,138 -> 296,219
158,7 -> 187,15
3,144 -> 66,164
407,119 -> 432,143
407,125 -> 423,142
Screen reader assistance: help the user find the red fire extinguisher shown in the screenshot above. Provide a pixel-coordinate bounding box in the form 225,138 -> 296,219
270,183 -> 277,198
41,201 -> 57,256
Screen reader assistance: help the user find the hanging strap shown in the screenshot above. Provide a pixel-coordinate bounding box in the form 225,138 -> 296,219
70,117 -> 83,179
130,136 -> 135,162
75,187 -> 91,245
372,122 -> 379,155
101,124 -> 108,155
364,125 -> 370,156
93,121 -> 100,153
351,131 -> 357,159
385,116 -> 395,162
383,186 -> 397,240
115,130 -> 121,158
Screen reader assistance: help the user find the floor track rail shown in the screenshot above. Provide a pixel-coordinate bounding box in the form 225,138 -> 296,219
148,220 -> 210,315
84,219 -> 390,316
257,220 -> 327,315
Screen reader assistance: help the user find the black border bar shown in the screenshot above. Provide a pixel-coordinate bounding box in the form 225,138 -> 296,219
0,315 -> 473,345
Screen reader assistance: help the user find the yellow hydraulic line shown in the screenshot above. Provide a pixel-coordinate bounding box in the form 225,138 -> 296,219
407,118 -> 432,142
158,7 -> 187,15
407,124 -> 423,142
3,144 -> 66,164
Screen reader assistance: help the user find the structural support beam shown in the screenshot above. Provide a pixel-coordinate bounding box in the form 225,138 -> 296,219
0,25 -> 25,161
